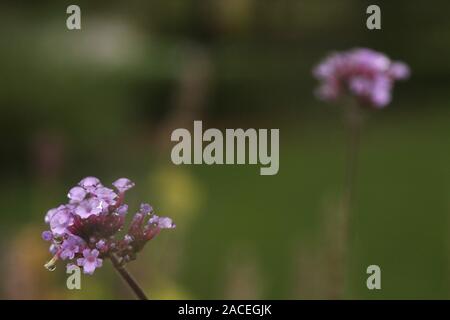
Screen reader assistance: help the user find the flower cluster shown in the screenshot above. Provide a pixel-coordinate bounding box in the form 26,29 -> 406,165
42,177 -> 175,275
313,48 -> 410,108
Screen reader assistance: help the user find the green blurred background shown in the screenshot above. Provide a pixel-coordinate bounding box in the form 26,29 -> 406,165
1,0 -> 450,299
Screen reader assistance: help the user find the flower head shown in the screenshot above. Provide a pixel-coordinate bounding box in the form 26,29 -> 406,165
313,48 -> 410,108
42,177 -> 175,275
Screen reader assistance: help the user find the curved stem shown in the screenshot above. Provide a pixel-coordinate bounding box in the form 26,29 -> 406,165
110,254 -> 149,300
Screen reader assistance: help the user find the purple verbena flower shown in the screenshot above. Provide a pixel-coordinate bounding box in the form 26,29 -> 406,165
313,48 -> 410,108
60,235 -> 85,260
42,177 -> 175,275
77,249 -> 103,275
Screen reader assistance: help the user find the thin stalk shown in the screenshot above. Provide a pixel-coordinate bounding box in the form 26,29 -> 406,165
342,101 -> 363,228
110,254 -> 149,300
334,100 -> 364,298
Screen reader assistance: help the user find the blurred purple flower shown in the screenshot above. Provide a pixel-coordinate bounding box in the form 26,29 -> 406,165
313,48 -> 410,108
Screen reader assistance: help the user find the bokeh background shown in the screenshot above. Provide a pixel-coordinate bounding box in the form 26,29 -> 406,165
1,0 -> 450,299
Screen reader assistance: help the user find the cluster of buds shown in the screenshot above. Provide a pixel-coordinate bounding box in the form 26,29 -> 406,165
313,48 -> 410,108
42,177 -> 175,274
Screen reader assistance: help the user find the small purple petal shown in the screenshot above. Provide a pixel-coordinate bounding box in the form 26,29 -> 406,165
158,217 -> 176,229
117,204 -> 128,216
77,258 -> 85,266
78,249 -> 102,275
82,261 -> 96,274
45,206 -> 60,224
79,176 -> 101,188
50,206 -> 73,236
94,187 -> 117,206
389,61 -> 410,80
91,249 -> 99,258
96,239 -> 107,251
68,186 -> 87,202
60,235 -> 85,260
112,178 -> 135,193
41,230 -> 53,241
75,198 -> 103,219
148,215 -> 176,229
148,214 -> 159,225
96,259 -> 103,268
140,203 -> 153,215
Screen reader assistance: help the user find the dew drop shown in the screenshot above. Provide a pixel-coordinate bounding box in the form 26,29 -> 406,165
44,255 -> 58,271
46,264 -> 56,272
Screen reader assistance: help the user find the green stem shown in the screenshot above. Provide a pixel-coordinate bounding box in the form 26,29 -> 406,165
334,100 -> 364,298
110,254 -> 149,300
342,101 -> 363,223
